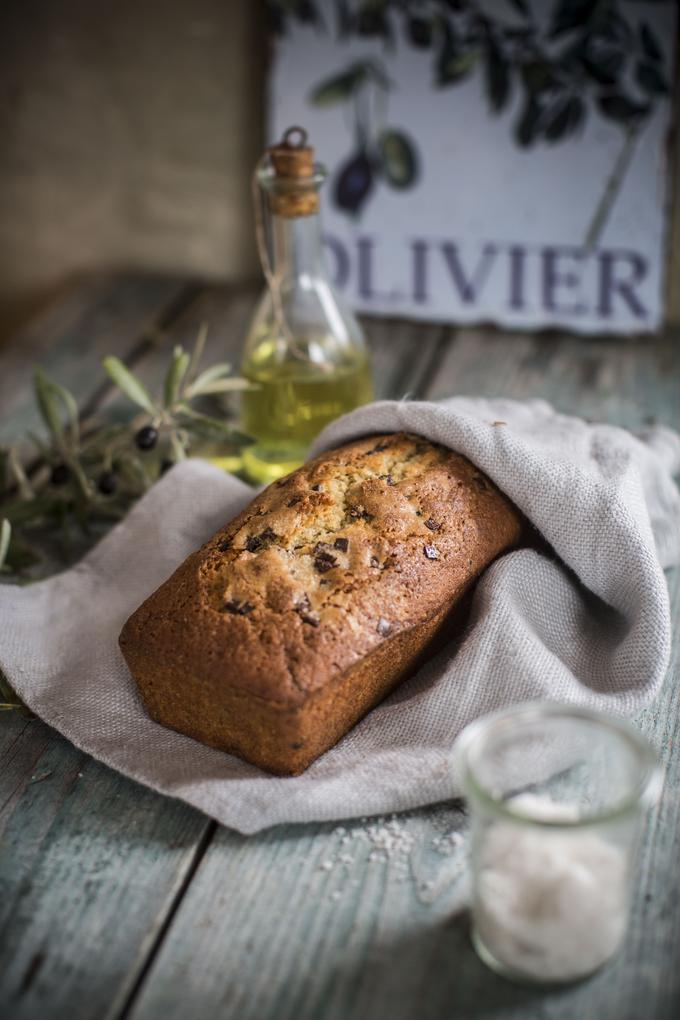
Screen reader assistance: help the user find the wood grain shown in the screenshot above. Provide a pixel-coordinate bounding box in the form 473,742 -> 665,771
0,716 -> 210,1020
126,320 -> 680,1020
0,278 -> 452,1020
0,277 -> 216,1020
0,274 -> 190,441
1,281 -> 679,1020
361,318 -> 449,401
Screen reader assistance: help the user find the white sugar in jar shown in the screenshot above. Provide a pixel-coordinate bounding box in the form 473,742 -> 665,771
455,704 -> 660,985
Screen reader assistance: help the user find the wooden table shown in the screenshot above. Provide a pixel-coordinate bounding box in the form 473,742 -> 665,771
1,275 -> 679,1020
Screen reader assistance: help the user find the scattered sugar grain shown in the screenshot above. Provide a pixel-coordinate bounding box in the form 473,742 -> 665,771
433,830 -> 465,855
318,815 -> 419,887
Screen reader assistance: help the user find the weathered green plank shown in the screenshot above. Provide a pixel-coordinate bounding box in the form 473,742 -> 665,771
361,317 -> 448,401
97,284 -> 258,414
127,805 -> 476,1020
0,277 -> 215,1020
85,285 -> 441,427
0,274 -> 190,442
0,731 -> 209,1020
0,282 -> 453,1020
424,324 -> 680,1019
127,325 -> 680,1020
429,325 -> 680,429
2,281 -> 679,1020
96,289 -> 448,416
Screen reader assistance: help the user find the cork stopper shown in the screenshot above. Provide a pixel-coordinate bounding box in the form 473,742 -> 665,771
266,126 -> 319,218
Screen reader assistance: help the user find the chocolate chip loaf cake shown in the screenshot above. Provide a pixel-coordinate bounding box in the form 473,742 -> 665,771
119,433 -> 521,774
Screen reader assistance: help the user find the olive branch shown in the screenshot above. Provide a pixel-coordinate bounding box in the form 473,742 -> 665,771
0,328 -> 252,579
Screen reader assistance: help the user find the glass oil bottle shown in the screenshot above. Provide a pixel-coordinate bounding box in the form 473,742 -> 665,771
240,126 -> 373,484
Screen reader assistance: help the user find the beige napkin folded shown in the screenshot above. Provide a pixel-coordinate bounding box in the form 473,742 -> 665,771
1,397 -> 678,833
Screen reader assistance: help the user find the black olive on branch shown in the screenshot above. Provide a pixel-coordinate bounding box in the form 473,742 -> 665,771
50,463 -> 70,486
135,425 -> 158,451
97,471 -> 118,496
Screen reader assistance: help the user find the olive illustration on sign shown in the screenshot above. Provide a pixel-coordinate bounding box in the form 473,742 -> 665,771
334,150 -> 374,214
377,130 -> 418,189
309,58 -> 420,217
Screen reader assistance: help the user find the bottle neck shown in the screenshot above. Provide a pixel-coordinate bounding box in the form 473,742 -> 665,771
269,211 -> 327,285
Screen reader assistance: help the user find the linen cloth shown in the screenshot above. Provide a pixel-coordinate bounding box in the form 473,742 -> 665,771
1,397 -> 679,834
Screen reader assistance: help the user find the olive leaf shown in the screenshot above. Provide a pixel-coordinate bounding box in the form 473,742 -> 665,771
0,494 -> 65,526
640,22 -> 663,63
0,669 -> 23,710
597,93 -> 649,123
33,368 -> 79,447
521,60 -> 558,94
102,357 -> 157,414
163,345 -> 191,408
1,529 -> 39,572
310,57 -> 393,108
116,454 -> 152,492
580,46 -> 624,87
636,60 -> 668,96
309,64 -> 368,106
7,447 -> 34,501
485,33 -> 511,112
168,431 -> 187,462
0,519 -> 11,572
550,0 -> 594,39
186,377 -> 254,395
185,362 -> 234,398
545,95 -> 585,142
186,322 -> 209,383
178,408 -> 251,444
604,11 -> 634,50
56,382 -> 80,447
437,48 -> 479,86
78,423 -> 127,454
33,369 -> 63,444
68,457 -> 94,502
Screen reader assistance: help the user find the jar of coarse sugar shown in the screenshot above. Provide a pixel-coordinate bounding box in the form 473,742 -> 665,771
455,702 -> 661,985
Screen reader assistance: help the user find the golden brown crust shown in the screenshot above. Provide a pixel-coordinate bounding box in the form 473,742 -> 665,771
119,433 -> 522,773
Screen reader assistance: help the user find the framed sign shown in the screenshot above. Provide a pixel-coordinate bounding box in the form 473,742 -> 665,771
269,0 -> 676,334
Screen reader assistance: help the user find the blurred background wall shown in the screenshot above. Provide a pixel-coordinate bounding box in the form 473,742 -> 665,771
0,0 -> 677,341
0,0 -> 264,341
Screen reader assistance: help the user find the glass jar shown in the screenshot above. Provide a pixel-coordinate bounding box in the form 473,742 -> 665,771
455,702 -> 661,985
240,128 -> 373,484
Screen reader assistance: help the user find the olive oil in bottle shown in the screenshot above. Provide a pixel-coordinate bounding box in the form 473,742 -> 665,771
241,127 -> 373,484
241,344 -> 373,483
